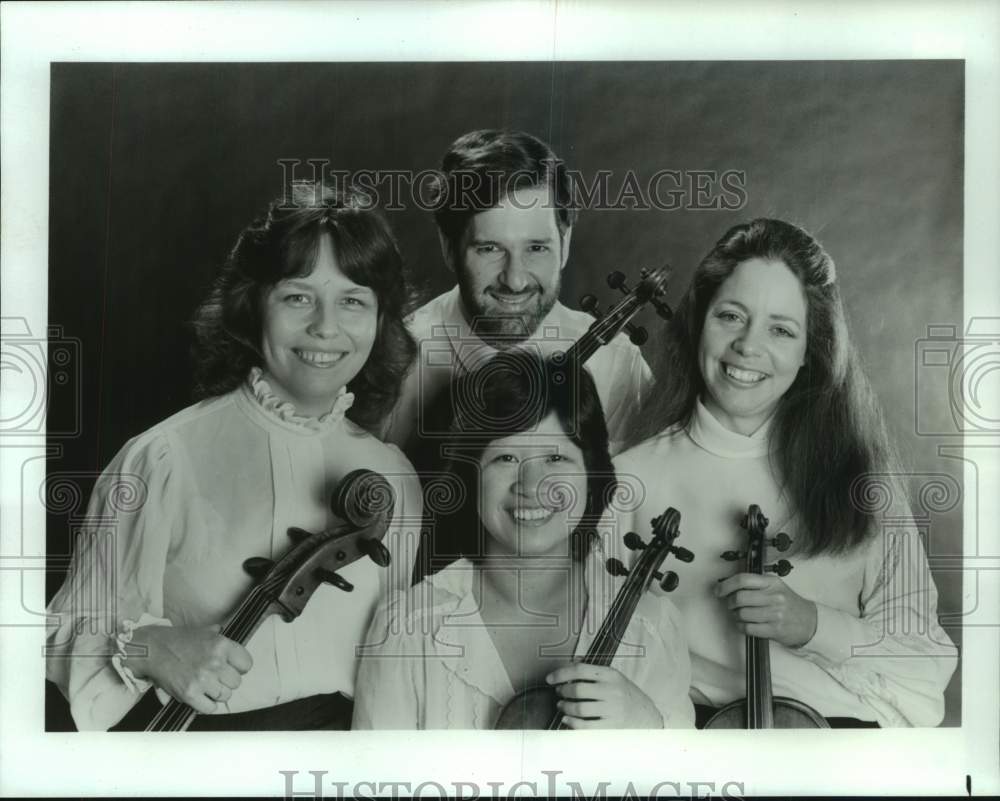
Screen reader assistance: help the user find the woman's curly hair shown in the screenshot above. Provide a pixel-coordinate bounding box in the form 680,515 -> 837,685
191,182 -> 417,432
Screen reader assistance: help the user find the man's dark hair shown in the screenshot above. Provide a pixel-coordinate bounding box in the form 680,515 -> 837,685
430,129 -> 578,260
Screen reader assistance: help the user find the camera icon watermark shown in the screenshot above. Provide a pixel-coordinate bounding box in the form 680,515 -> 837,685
1,317 -> 82,437
417,321 -> 581,441
915,317 -> 1000,435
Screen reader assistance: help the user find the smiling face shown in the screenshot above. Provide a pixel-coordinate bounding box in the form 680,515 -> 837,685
698,257 -> 808,435
260,234 -> 378,417
452,185 -> 570,346
476,412 -> 589,558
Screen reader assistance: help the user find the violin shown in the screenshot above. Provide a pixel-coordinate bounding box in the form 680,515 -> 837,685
144,469 -> 395,732
704,504 -> 828,729
570,267 -> 672,356
494,506 -> 693,729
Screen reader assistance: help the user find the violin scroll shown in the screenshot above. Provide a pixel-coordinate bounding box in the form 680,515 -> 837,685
331,469 -> 395,527
740,504 -> 768,533
608,507 -> 693,592
729,504 -> 793,575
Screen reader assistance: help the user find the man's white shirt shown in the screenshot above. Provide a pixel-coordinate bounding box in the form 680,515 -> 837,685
385,286 -> 653,457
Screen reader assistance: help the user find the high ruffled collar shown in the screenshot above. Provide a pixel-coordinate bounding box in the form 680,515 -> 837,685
687,397 -> 773,459
244,367 -> 354,433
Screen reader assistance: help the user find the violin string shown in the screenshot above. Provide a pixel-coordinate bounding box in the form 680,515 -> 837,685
587,559 -> 646,663
587,540 -> 664,665
568,298 -> 641,365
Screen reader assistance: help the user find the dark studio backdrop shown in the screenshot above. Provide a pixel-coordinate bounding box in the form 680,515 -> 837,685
45,60 -> 964,724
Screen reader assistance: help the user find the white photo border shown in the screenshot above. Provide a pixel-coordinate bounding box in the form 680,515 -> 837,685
1,1 -> 998,797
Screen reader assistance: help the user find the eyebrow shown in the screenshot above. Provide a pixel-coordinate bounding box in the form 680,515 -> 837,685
468,236 -> 556,245
280,278 -> 374,294
481,443 -> 576,458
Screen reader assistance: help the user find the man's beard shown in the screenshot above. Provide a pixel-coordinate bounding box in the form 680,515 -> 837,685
458,282 -> 559,350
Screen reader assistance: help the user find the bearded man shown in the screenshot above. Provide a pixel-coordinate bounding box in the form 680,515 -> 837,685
386,129 -> 652,469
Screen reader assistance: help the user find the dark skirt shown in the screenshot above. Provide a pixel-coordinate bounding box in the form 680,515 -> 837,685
110,690 -> 353,731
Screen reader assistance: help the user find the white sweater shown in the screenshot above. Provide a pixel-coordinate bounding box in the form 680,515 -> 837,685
610,399 -> 958,726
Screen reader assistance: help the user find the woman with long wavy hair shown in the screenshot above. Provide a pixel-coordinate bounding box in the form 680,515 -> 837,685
615,218 -> 957,727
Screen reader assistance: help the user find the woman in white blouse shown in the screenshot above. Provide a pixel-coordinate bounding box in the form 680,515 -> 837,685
614,218 -> 958,727
46,183 -> 423,730
352,351 -> 694,729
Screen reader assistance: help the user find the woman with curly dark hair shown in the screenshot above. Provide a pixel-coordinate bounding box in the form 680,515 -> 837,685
615,218 -> 957,728
46,183 -> 422,730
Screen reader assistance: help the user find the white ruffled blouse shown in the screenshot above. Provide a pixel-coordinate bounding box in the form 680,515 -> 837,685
46,372 -> 423,730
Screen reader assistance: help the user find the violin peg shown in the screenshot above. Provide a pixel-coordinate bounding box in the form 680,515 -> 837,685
242,557 -> 274,579
623,531 -> 645,551
766,559 -> 793,577
287,526 -> 311,544
652,297 -> 673,320
770,532 -> 792,552
626,323 -> 648,346
316,568 -> 354,592
721,550 -> 744,562
580,294 -> 601,316
671,545 -> 695,563
606,271 -> 627,291
659,571 -> 679,592
605,557 -> 629,578
359,538 -> 391,568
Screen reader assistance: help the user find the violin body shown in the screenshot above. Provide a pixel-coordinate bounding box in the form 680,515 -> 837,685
494,685 -> 563,730
705,696 -> 830,729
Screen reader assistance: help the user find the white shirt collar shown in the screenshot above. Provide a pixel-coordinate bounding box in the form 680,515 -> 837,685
687,397 -> 773,459
239,367 -> 354,435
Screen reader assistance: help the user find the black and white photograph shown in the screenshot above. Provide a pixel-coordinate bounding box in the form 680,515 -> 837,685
1,1 -> 998,797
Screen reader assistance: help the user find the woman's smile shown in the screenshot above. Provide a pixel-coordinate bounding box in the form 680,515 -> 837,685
509,505 -> 557,525
292,348 -> 349,367
720,362 -> 769,385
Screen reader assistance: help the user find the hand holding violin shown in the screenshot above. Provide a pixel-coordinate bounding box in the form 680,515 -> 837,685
715,573 -> 818,648
129,624 -> 253,714
546,664 -> 663,729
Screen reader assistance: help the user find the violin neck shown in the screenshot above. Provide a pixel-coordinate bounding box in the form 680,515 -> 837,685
580,576 -> 645,669
566,297 -> 642,366
545,579 -> 643,731
145,585 -> 275,732
745,634 -> 775,729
